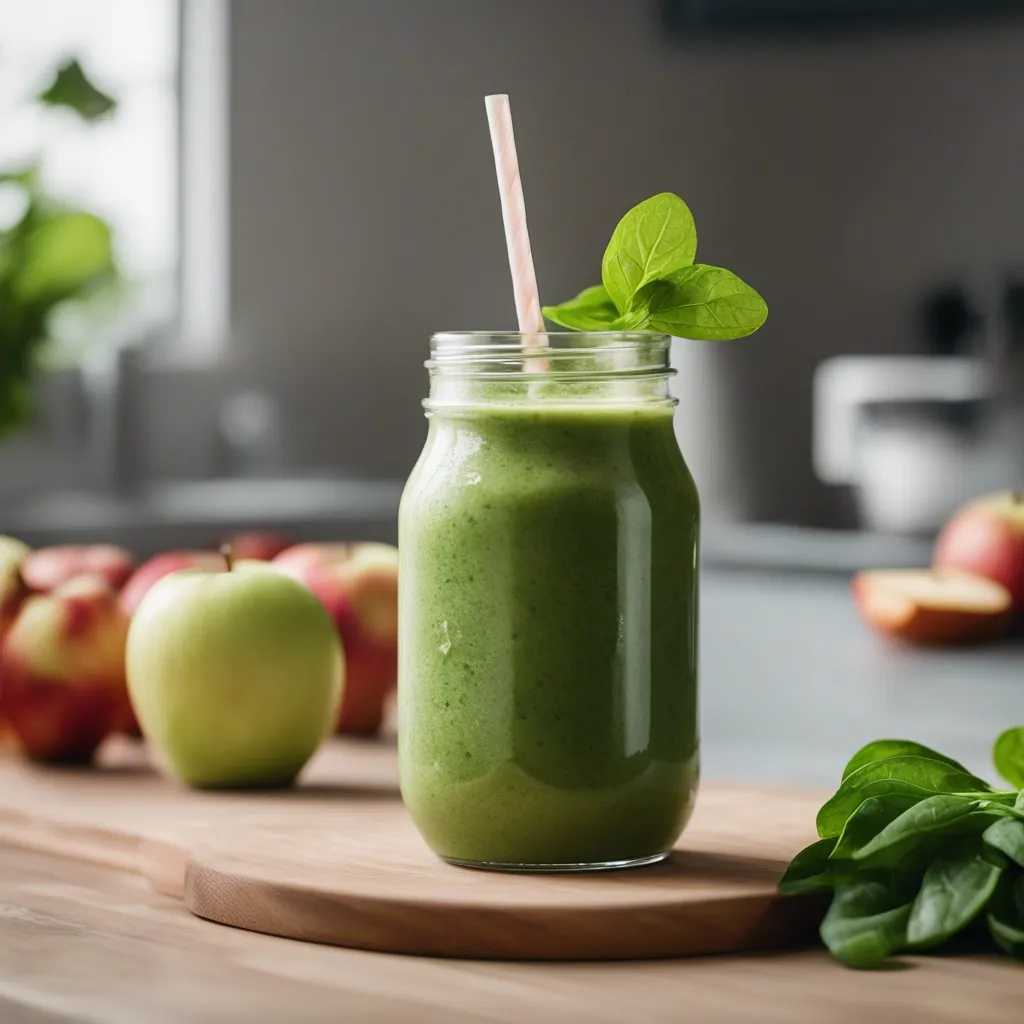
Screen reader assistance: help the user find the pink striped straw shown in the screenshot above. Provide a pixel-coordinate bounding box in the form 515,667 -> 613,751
485,95 -> 546,337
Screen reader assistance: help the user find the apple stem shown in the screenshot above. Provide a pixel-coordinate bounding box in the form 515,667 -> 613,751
1014,490 -> 1022,506
220,544 -> 234,572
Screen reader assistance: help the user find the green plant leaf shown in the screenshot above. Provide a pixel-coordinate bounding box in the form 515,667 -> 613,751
544,190 -> 766,339
542,284 -> 621,331
842,739 -> 970,782
830,794 -> 925,861
644,264 -> 767,341
988,910 -> 1024,958
0,57 -> 118,442
0,162 -> 42,196
993,727 -> 1024,790
986,874 -> 1024,958
37,59 -> 116,121
11,210 -> 114,305
820,880 -> 913,968
984,817 -> 1024,869
777,837 -> 851,895
848,795 -> 992,866
816,757 -> 993,839
906,842 -> 1005,949
601,192 -> 696,313
781,729 -> 1024,968
829,796 -> 919,858
0,378 -> 33,438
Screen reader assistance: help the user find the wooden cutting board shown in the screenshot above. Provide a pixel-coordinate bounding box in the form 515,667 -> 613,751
0,738 -> 826,960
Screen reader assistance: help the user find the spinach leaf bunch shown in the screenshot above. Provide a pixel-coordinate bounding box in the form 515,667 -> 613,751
780,728 -> 1024,967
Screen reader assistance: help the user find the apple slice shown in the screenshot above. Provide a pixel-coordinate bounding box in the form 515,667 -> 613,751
852,569 -> 1012,645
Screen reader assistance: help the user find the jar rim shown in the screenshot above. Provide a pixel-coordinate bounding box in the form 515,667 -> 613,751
424,331 -> 675,408
432,330 -> 670,346
429,332 -> 671,369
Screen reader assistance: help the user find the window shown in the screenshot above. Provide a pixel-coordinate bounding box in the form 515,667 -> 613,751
0,0 -> 179,351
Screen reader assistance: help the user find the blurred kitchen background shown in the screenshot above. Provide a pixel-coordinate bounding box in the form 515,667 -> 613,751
2,0 -> 1024,561
1,0 -> 1023,784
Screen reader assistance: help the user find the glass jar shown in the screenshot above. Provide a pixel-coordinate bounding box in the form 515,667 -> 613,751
398,332 -> 699,871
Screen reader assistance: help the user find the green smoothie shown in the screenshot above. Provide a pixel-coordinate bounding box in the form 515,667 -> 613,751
399,400 -> 699,868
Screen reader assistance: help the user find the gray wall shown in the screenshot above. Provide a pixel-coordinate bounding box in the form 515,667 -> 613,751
225,0 -> 1024,525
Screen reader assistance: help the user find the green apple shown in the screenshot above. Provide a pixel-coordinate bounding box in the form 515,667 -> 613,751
126,561 -> 343,788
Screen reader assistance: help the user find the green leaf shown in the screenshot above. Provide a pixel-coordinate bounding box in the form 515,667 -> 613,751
993,727 -> 1024,789
542,284 -> 621,331
842,739 -> 970,782
820,880 -> 913,968
11,211 -> 114,305
777,837 -> 850,895
601,192 -> 696,313
848,795 -> 991,866
906,842 -> 1005,949
988,911 -> 1024,958
816,757 -> 993,839
543,190 -> 766,338
644,264 -> 767,341
0,378 -> 34,438
0,162 -> 42,195
37,59 -> 116,121
986,874 -> 1024,958
984,817 -> 1024,869
830,794 -> 926,861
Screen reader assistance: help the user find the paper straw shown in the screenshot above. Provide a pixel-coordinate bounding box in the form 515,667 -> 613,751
485,95 -> 545,337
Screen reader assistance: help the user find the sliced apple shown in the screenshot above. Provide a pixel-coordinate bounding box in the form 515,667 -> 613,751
852,569 -> 1012,645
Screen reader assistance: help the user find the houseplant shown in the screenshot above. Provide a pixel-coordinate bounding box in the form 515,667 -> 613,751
0,58 -> 119,437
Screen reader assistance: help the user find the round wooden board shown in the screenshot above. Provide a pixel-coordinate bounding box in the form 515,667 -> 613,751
185,800 -> 822,961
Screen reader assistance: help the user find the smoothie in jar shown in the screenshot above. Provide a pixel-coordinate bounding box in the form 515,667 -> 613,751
399,332 -> 699,870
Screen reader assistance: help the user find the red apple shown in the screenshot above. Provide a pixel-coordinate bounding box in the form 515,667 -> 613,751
120,551 -> 227,617
22,544 -> 134,594
0,576 -> 131,763
934,492 -> 1024,614
273,543 -> 398,736
223,531 -> 292,562
853,568 -> 1012,645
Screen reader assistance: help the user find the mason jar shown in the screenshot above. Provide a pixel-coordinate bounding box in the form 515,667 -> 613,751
399,332 -> 699,871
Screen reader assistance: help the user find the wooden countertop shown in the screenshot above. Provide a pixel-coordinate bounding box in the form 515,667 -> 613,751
2,568 -> 1021,1019
0,844 -> 1020,1023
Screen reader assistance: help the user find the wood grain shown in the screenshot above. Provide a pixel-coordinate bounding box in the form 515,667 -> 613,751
1,844 -> 1021,1024
185,811 -> 824,959
0,739 -> 826,960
